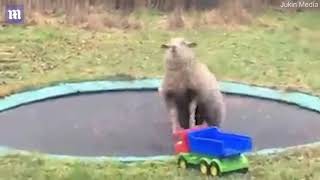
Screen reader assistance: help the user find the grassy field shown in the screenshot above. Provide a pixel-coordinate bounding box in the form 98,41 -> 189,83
0,9 -> 319,180
1,144 -> 320,180
0,10 -> 319,97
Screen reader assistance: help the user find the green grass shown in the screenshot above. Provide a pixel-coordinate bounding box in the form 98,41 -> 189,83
0,9 -> 319,180
1,144 -> 320,180
0,10 -> 319,97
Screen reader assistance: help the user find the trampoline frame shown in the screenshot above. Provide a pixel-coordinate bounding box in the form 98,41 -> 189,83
0,78 -> 319,162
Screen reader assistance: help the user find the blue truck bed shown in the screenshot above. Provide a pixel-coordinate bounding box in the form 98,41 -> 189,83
188,127 -> 252,158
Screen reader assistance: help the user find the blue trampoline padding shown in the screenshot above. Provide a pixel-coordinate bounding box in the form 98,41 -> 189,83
0,79 -> 319,113
220,82 -> 320,112
0,78 -> 319,162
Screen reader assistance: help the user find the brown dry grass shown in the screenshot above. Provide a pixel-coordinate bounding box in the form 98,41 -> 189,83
1,0 -> 258,31
23,7 -> 143,31
204,0 -> 253,26
26,12 -> 65,26
225,0 -> 253,24
167,8 -> 185,30
78,14 -> 143,31
163,0 -> 253,30
25,7 -> 252,32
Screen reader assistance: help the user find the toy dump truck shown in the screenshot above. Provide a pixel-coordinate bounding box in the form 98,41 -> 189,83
174,127 -> 252,176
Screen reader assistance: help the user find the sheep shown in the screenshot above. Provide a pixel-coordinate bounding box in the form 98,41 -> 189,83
159,37 -> 226,132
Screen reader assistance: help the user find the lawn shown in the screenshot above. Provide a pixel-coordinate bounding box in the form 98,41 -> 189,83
0,9 -> 319,180
0,10 -> 319,97
1,144 -> 320,180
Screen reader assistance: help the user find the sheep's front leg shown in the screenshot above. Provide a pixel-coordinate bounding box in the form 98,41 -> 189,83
159,87 -> 182,133
189,99 -> 197,128
169,107 -> 182,133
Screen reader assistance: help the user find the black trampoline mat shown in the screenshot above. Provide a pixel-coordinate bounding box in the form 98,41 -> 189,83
0,90 -> 319,157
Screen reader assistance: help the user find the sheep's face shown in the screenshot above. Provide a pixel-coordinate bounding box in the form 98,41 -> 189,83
161,38 -> 197,66
161,38 -> 196,54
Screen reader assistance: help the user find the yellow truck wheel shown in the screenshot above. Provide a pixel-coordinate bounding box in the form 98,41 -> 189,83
199,161 -> 209,175
178,156 -> 188,169
209,162 -> 220,176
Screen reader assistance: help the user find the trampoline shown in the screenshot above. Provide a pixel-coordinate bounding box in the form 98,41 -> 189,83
0,79 -> 319,161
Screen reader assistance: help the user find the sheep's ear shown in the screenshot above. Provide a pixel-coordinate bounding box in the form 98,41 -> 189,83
161,44 -> 171,49
186,41 -> 197,48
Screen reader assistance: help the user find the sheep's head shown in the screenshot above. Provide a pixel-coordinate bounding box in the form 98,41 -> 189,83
161,37 -> 197,53
161,38 -> 197,67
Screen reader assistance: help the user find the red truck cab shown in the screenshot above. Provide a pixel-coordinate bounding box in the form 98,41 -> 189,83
174,130 -> 189,154
174,127 -> 202,154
